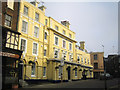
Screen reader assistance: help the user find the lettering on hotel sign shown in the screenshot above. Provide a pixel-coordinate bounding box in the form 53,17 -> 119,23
0,52 -> 20,59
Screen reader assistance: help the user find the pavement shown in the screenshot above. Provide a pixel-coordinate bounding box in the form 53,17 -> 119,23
22,78 -> 120,89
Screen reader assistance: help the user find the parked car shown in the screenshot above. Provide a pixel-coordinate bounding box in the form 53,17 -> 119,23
99,73 -> 113,80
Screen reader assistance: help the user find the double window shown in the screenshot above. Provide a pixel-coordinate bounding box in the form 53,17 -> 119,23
34,26 -> 39,38
5,14 -> 12,27
33,43 -> 38,55
24,6 -> 28,16
35,12 -> 39,21
20,39 -> 26,52
22,20 -> 28,33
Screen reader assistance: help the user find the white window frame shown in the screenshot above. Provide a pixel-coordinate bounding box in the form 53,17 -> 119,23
21,20 -> 28,34
7,0 -> 14,10
20,37 -> 27,53
31,63 -> 36,77
32,42 -> 38,56
54,36 -> 59,46
34,26 -> 39,38
43,67 -> 46,77
62,39 -> 66,49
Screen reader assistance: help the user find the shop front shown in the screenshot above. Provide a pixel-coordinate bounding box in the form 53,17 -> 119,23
1,48 -> 22,89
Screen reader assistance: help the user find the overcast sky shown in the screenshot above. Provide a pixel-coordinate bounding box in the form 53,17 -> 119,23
27,0 -> 118,57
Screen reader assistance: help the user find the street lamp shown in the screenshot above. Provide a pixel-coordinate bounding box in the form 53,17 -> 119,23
102,45 -> 107,90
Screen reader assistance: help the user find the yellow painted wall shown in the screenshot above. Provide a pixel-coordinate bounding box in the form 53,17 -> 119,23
17,0 -> 93,81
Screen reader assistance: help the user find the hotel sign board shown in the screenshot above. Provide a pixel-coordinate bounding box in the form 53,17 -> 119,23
0,52 -> 20,59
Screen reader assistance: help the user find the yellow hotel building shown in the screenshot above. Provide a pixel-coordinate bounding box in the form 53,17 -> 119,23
17,0 -> 93,83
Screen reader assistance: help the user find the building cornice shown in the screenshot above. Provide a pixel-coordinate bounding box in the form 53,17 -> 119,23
47,27 -> 77,43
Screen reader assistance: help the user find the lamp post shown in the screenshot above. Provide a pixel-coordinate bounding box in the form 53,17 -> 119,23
102,45 -> 107,90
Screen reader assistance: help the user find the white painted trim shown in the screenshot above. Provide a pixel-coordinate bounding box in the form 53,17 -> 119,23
44,46 -> 47,49
21,20 -> 28,34
33,26 -> 39,38
31,75 -> 36,77
32,41 -> 39,56
21,13 -> 44,26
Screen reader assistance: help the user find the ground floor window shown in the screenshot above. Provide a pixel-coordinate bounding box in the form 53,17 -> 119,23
59,67 -> 62,77
31,63 -> 35,76
43,67 -> 46,77
75,69 -> 77,77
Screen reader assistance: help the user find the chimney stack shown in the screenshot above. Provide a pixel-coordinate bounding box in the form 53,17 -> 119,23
80,41 -> 85,50
30,0 -> 39,7
61,21 -> 70,29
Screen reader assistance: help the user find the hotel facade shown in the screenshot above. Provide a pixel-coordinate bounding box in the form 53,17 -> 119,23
5,0 -> 94,84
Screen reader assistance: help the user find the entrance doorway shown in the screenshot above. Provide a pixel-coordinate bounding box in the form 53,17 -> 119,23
18,61 -> 23,79
67,66 -> 71,80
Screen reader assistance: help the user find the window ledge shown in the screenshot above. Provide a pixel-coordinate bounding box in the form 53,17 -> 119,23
43,76 -> 46,78
75,76 -> 77,78
31,75 -> 36,77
